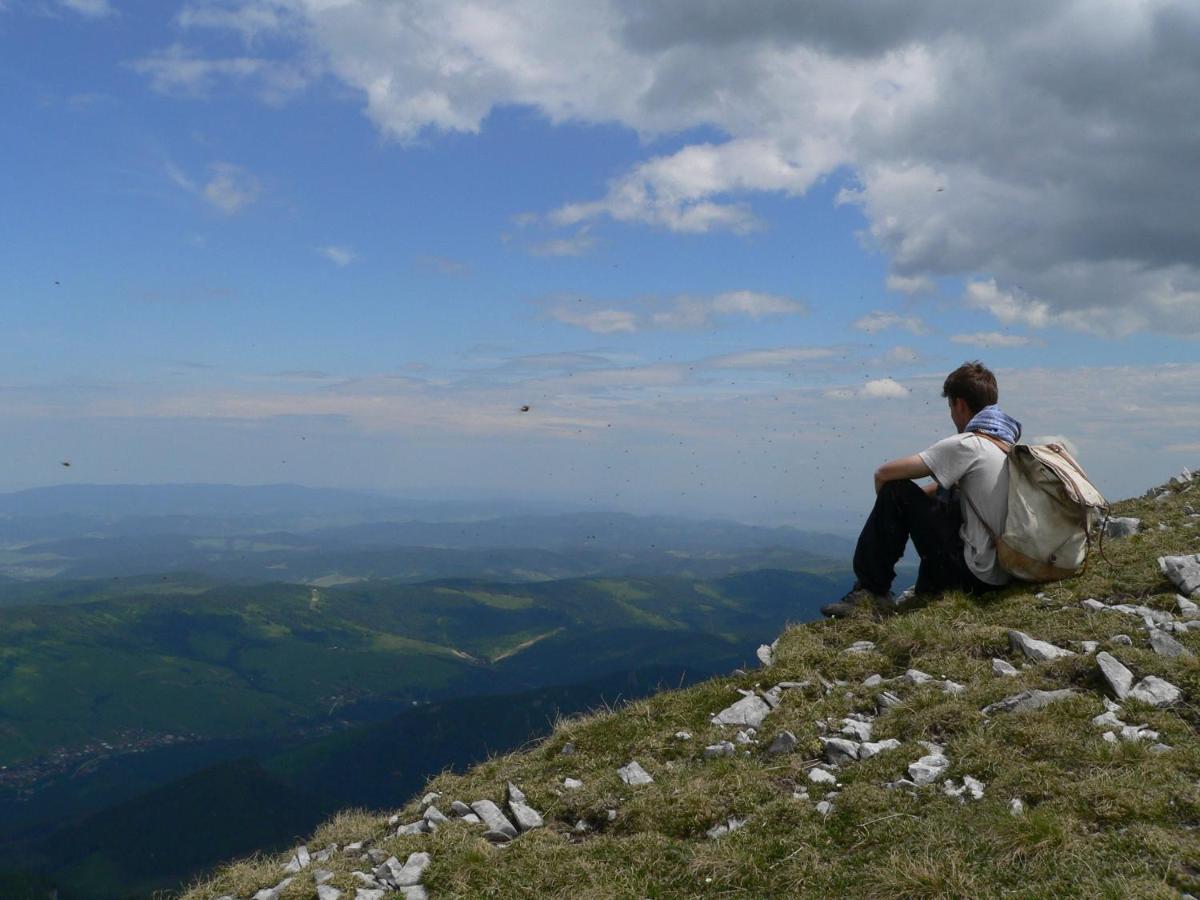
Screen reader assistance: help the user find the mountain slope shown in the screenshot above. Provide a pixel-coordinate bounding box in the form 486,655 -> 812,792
187,474 -> 1200,898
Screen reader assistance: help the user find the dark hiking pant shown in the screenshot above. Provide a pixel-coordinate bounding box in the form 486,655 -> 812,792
853,480 -> 997,597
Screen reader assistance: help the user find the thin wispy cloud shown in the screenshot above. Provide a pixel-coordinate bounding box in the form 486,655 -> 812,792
529,229 -> 596,257
853,311 -> 930,335
316,245 -> 357,267
548,291 -> 806,334
950,331 -> 1036,348
202,163 -> 259,215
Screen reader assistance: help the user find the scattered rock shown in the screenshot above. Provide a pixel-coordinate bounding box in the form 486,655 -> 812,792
253,879 -> 295,900
876,690 -> 904,711
1009,798 -> 1025,816
470,800 -> 518,839
317,886 -> 341,900
392,853 -> 431,888
767,731 -> 797,755
840,717 -> 873,742
1128,675 -> 1182,707
706,816 -> 748,839
1102,731 -> 1118,744
1080,598 -> 1107,612
846,640 -> 876,654
423,805 -> 449,825
808,767 -> 838,785
943,775 -> 985,801
821,737 -> 860,765
1112,634 -> 1133,646
904,669 -> 934,685
563,777 -> 583,790
508,797 -> 544,832
1149,743 -> 1172,754
1119,725 -> 1159,742
907,752 -> 950,786
561,742 -> 576,755
982,689 -> 1075,715
675,731 -> 692,740
941,679 -> 967,695
1160,554 -> 1200,596
815,801 -> 833,816
1149,628 -> 1192,658
617,760 -> 654,785
862,673 -> 884,687
704,741 -> 736,759
462,813 -> 481,824
420,791 -> 441,809
735,729 -> 756,744
711,693 -> 773,729
283,846 -> 310,873
399,887 -> 429,900
1009,630 -> 1075,662
1077,641 -> 1099,653
1096,651 -> 1135,699
1104,517 -> 1140,539
1092,710 -> 1126,728
506,782 -> 526,804
756,644 -> 775,666
354,889 -> 387,900
313,869 -> 334,885
992,658 -> 1019,677
395,820 -> 430,836
482,830 -> 512,844
450,800 -> 473,817
1178,595 -> 1200,619
859,738 -> 902,759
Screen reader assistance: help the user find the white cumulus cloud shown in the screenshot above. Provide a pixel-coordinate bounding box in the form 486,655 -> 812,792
202,163 -> 260,215
317,245 -> 357,266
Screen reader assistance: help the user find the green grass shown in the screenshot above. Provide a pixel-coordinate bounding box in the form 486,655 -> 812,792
184,478 -> 1200,899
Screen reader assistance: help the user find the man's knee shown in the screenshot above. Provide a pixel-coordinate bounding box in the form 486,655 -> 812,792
878,479 -> 923,502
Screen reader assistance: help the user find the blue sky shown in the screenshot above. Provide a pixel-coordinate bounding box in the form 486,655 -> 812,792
2,1 -> 1198,527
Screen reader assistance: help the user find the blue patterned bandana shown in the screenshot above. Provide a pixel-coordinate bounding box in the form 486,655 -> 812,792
965,404 -> 1022,444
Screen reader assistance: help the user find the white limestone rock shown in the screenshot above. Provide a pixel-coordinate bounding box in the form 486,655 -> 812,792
1104,517 -> 1140,539
354,890 -> 387,900
1178,595 -> 1200,619
846,640 -> 876,654
905,669 -> 935,685
617,760 -> 654,785
1092,710 -> 1126,728
756,643 -> 775,666
313,868 -> 335,885
1009,798 -> 1025,816
840,718 -> 873,742
1149,628 -> 1192,658
674,730 -> 692,740
395,820 -> 430,836
815,800 -> 833,816
1112,634 -> 1133,646
317,886 -> 342,900
563,777 -> 583,790
943,775 -> 985,801
1127,675 -> 1182,707
450,800 -> 473,817
907,752 -> 950,786
808,767 -> 838,785
400,887 -> 429,900
422,805 -> 449,825
706,816 -> 748,839
254,879 -> 295,900
767,731 -> 797,755
470,800 -> 518,838
711,694 -> 773,729
992,658 -> 1019,677
876,690 -> 904,711
704,741 -> 735,758
506,782 -> 526,804
982,689 -> 1075,715
821,737 -> 860,765
1102,731 -> 1118,744
859,738 -> 902,759
1160,554 -> 1200,596
941,679 -> 967,695
1008,630 -> 1075,662
1096,652 -> 1134,700
508,798 -> 544,832
283,846 -> 311,873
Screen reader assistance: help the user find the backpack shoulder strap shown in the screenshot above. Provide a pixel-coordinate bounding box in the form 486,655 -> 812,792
958,430 -> 1012,540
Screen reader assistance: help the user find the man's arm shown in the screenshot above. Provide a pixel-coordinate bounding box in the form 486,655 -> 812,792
874,453 -> 934,495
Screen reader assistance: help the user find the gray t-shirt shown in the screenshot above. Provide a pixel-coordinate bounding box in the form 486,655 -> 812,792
919,433 -> 1011,585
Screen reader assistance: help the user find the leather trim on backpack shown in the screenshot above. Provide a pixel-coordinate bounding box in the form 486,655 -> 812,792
995,536 -> 1080,582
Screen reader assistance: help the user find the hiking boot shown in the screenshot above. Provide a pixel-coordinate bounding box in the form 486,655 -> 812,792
820,585 -> 895,618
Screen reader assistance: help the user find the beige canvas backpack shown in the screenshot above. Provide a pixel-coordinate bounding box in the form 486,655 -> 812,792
966,439 -> 1109,583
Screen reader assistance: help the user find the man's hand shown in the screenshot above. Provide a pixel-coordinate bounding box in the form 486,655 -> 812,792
874,453 -> 933,494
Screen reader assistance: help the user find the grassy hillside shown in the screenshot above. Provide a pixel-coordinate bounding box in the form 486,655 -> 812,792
0,570 -> 844,767
188,476 -> 1200,898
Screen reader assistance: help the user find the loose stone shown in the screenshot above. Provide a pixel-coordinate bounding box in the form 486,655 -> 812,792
1159,554 -> 1200,596
815,801 -> 833,816
1102,731 -> 1118,743
846,640 -> 876,654
1008,630 -> 1075,662
317,886 -> 341,900
706,816 -> 747,839
767,731 -> 797,755
1127,675 -> 1182,707
1112,634 -> 1133,646
675,731 -> 692,740
808,767 -> 838,785
756,644 -> 775,666
905,669 -> 934,685
877,691 -> 904,711
470,800 -> 518,838
254,879 -> 295,900
705,741 -> 735,758
907,752 -> 950,786
859,738 -> 902,759
1178,595 -> 1200,619
1149,628 -> 1192,658
1080,598 -> 1107,612
563,777 -> 583,790
1104,517 -> 1140,538
618,760 -> 654,785
1096,652 -> 1135,699
561,742 -> 576,755
450,800 -> 473,817
862,673 -> 884,687
711,694 -> 773,729
992,658 -> 1019,677
283,846 -> 311,873
840,718 -> 873,741
1009,798 -> 1025,816
982,689 -> 1075,715
821,737 -> 860,765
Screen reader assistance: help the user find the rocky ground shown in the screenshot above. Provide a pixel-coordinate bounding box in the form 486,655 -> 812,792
185,470 -> 1200,899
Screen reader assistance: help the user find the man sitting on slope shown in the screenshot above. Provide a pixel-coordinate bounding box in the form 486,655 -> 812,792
822,361 -> 1021,617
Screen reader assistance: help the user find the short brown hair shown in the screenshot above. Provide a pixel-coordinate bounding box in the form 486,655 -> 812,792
942,361 -> 997,414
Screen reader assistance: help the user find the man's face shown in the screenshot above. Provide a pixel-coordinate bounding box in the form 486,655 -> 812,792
949,397 -> 972,433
